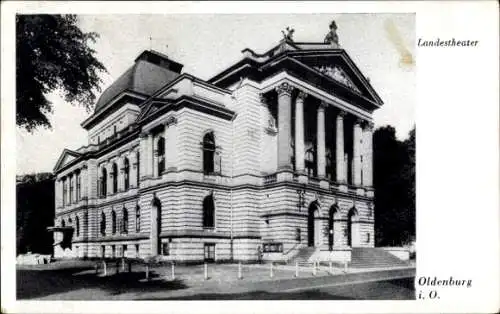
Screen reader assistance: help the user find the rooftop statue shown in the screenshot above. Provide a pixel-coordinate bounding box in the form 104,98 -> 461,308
324,20 -> 340,48
281,26 -> 295,42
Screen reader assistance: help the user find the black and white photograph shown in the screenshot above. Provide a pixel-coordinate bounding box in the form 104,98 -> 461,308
14,12 -> 416,301
2,1 -> 498,313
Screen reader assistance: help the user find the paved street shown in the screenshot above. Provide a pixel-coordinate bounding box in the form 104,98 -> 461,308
17,260 -> 415,300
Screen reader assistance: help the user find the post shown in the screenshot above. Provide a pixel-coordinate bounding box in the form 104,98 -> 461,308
171,262 -> 175,280
121,258 -> 126,272
238,262 -> 242,280
344,261 -> 348,272
95,263 -> 99,275
312,261 -> 317,276
145,264 -> 150,281
295,261 -> 299,277
204,263 -> 208,280
270,262 -> 274,278
329,261 -> 333,273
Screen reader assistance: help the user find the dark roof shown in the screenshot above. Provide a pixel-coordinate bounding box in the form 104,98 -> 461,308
94,50 -> 183,113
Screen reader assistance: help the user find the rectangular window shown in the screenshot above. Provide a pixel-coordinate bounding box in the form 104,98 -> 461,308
62,179 -> 67,206
76,172 -> 81,201
162,242 -> 170,256
69,176 -> 73,204
122,244 -> 127,258
204,243 -> 215,262
135,244 -> 140,258
111,245 -> 115,258
101,245 -> 105,258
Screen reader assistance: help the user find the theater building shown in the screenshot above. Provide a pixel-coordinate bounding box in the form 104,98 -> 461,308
51,23 -> 383,263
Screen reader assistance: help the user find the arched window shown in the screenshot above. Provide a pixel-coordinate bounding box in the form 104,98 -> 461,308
101,168 -> 107,197
111,210 -> 117,234
100,212 -> 106,236
123,158 -> 130,190
112,163 -> 118,194
135,205 -> 141,232
76,216 -> 80,237
122,207 -> 128,234
202,194 -> 215,228
203,132 -> 216,175
157,137 -> 165,176
61,219 -> 66,228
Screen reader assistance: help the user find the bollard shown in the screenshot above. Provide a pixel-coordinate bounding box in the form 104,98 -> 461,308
312,261 -> 317,276
270,262 -> 274,278
103,261 -> 107,276
344,261 -> 348,272
329,261 -> 333,273
171,262 -> 175,280
145,264 -> 150,281
95,263 -> 99,275
116,260 -> 120,274
238,262 -> 242,280
204,263 -> 208,280
128,261 -> 132,273
121,258 -> 126,272
295,261 -> 299,277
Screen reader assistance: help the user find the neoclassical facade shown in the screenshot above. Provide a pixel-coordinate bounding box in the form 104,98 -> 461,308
52,27 -> 383,263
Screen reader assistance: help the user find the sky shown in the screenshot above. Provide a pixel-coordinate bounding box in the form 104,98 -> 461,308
16,13 -> 415,175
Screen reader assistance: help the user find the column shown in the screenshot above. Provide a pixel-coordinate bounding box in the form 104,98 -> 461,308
317,102 -> 326,178
362,122 -> 374,187
353,118 -> 363,186
118,157 -> 125,192
276,82 -> 294,170
336,111 -> 346,183
56,179 -> 62,208
294,91 -> 306,173
81,165 -> 88,200
107,163 -> 113,195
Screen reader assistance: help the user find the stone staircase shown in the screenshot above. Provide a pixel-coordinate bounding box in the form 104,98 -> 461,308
350,247 -> 409,268
288,247 -> 317,264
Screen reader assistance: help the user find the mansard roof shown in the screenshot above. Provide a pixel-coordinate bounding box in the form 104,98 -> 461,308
94,50 -> 183,113
209,40 -> 383,111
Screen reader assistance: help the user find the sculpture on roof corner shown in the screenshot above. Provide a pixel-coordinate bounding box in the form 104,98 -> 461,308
281,26 -> 295,42
324,20 -> 340,48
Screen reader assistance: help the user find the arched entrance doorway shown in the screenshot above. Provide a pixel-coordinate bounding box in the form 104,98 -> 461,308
307,202 -> 321,247
347,207 -> 358,247
328,205 -> 338,250
150,194 -> 162,255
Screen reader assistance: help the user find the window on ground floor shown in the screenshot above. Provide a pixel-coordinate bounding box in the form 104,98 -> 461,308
111,245 -> 115,258
101,245 -> 105,258
122,244 -> 127,258
204,243 -> 215,262
135,244 -> 140,258
162,242 -> 170,256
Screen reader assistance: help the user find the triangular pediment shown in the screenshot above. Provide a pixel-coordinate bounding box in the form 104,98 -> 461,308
53,149 -> 82,172
287,50 -> 383,106
137,98 -> 173,122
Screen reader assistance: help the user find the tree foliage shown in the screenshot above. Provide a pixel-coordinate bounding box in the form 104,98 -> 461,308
374,125 -> 416,246
16,14 -> 107,132
17,173 -> 55,255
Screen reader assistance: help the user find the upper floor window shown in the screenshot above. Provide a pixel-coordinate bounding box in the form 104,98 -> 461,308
123,158 -> 130,190
100,212 -> 106,236
203,132 -> 219,175
62,178 -> 67,206
135,205 -> 141,233
75,216 -> 80,237
61,219 -> 66,228
100,167 -> 107,197
157,136 -> 165,176
112,163 -> 118,194
111,210 -> 117,234
76,171 -> 81,201
69,175 -> 74,203
136,152 -> 140,187
202,194 -> 215,229
122,207 -> 128,234
305,148 -> 316,177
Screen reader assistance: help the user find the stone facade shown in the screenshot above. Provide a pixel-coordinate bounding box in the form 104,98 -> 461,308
52,39 -> 383,263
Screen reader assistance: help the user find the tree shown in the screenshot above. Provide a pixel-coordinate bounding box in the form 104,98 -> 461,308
16,15 -> 107,132
373,125 -> 416,246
